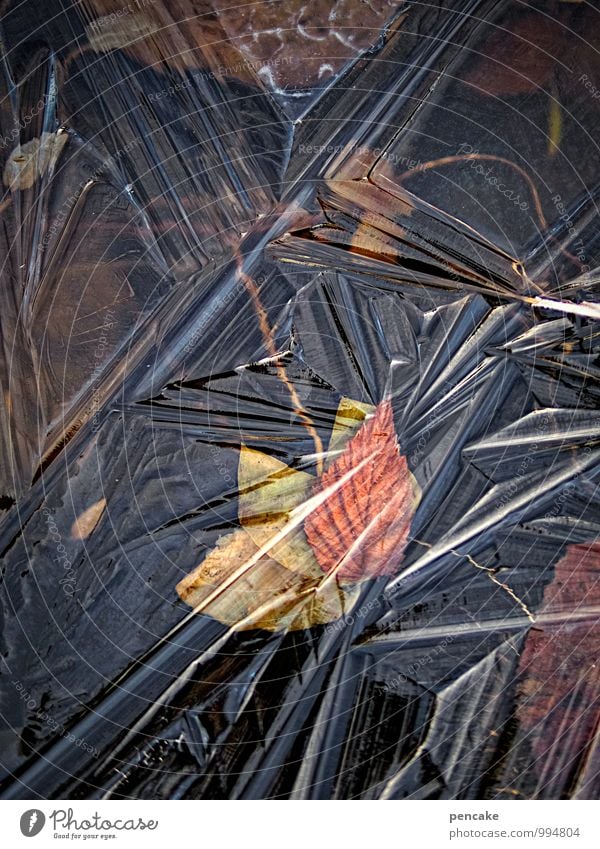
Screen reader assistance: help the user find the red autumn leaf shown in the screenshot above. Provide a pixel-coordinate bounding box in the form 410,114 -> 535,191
516,541 -> 600,767
304,399 -> 418,582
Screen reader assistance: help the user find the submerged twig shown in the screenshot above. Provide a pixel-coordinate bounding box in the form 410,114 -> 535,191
408,535 -> 536,622
234,249 -> 324,471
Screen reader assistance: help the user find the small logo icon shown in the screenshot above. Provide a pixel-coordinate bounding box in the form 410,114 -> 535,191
20,810 -> 45,837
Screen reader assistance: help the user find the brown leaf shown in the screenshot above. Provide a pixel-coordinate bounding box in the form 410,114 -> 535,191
516,542 -> 600,766
304,399 -> 419,582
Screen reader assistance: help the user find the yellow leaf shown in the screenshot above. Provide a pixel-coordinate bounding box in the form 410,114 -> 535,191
177,396 -> 378,630
176,528 -> 349,632
237,446 -> 320,578
328,397 -> 374,455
